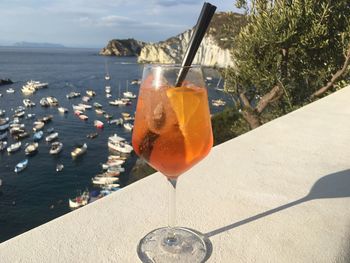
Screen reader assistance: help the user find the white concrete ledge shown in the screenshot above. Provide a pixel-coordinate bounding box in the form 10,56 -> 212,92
1,87 -> 350,262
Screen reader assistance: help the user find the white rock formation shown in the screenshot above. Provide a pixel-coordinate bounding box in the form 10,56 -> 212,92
138,30 -> 234,68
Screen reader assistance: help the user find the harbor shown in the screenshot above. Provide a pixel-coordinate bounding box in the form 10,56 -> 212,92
0,47 -> 230,243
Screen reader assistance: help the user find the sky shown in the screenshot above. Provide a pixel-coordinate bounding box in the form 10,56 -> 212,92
0,0 -> 239,48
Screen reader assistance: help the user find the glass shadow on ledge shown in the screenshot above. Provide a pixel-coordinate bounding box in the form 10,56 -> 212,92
206,169 -> 350,238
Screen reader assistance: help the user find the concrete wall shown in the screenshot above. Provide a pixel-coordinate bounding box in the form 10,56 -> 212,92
0,87 -> 350,262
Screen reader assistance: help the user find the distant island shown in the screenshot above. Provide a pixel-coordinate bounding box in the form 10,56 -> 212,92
13,42 -> 65,48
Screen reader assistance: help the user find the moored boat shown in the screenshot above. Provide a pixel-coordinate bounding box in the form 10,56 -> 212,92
71,143 -> 87,158
86,132 -> 98,139
123,122 -> 133,131
58,107 -> 68,113
69,191 -> 89,209
45,132 -> 59,142
95,109 -> 105,115
78,114 -> 88,121
93,102 -> 103,109
14,159 -> 28,173
50,141 -> 63,155
86,90 -> 96,97
7,142 -> 21,153
33,130 -> 44,141
33,121 -> 45,131
94,120 -> 104,129
24,142 -> 39,155
23,99 -> 36,107
56,163 -> 64,172
6,88 -> 15,93
92,176 -> 119,185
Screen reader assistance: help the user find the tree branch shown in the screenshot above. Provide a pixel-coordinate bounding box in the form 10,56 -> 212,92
239,91 -> 253,110
256,85 -> 284,114
311,44 -> 350,99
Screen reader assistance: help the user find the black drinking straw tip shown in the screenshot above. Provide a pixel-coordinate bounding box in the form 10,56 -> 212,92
175,2 -> 217,87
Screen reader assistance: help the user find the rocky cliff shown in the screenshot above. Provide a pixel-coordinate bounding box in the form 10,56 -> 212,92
99,39 -> 146,56
138,29 -> 234,68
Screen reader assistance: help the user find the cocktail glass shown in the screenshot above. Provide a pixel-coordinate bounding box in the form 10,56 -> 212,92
132,64 -> 213,262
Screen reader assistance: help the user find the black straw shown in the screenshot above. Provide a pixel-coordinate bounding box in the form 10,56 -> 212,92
175,2 -> 217,87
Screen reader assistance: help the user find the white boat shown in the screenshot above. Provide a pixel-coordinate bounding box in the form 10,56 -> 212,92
94,120 -> 104,129
6,88 -> 15,93
109,118 -> 123,125
40,98 -> 50,107
14,159 -> 28,173
107,166 -> 125,173
45,132 -> 59,142
123,80 -> 136,99
81,96 -> 91,102
123,91 -> 137,99
95,108 -> 105,115
123,122 -> 133,131
71,143 -> 87,158
105,74 -> 111,81
78,114 -> 88,121
23,99 -> 36,107
106,94 -> 112,98
21,85 -> 36,94
24,142 -> 39,155
66,92 -> 81,99
58,107 -> 68,113
33,121 -> 45,131
69,191 -> 89,209
56,163 -> 64,172
212,99 -> 226,107
46,96 -> 59,106
7,142 -> 21,153
93,102 -> 102,109
92,176 -> 119,185
109,99 -> 126,106
23,80 -> 48,90
72,104 -> 86,111
78,103 -> 92,110
26,113 -> 36,119
0,118 -> 9,131
86,90 -> 96,97
105,85 -> 111,94
109,140 -> 133,154
50,141 -> 63,155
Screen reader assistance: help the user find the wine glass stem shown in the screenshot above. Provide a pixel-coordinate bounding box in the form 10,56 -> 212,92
166,178 -> 177,244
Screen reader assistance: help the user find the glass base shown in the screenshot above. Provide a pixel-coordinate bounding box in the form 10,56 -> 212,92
137,227 -> 210,263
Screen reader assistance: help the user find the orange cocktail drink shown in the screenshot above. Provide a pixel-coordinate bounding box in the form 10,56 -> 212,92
132,71 -> 213,178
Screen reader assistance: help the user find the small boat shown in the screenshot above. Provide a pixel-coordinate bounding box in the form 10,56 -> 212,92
105,74 -> 111,81
78,114 -> 88,121
95,109 -> 105,115
40,97 -> 50,107
13,111 -> 25,118
66,92 -> 81,99
58,107 -> 68,113
33,130 -> 44,141
121,112 -> 130,118
72,104 -> 85,111
92,176 -> 119,185
7,142 -> 21,153
109,99 -> 126,106
131,79 -> 141,85
38,115 -> 53,124
108,154 -> 128,161
0,141 -> 7,151
105,85 -> 111,93
123,122 -> 133,131
6,88 -> 15,93
107,166 -> 125,173
86,133 -> 98,139
81,96 -> 91,102
46,96 -> 59,106
0,109 -> 5,117
50,141 -> 63,155
22,85 -> 36,94
23,80 -> 48,90
78,103 -> 92,110
69,191 -> 89,209
33,121 -> 45,131
103,113 -> 113,120
74,110 -> 83,116
0,118 -> 10,131
13,131 -> 29,141
123,115 -> 134,121
14,159 -> 28,173
24,142 -> 39,155
56,163 -> 64,172
106,93 -> 112,98
109,118 -> 123,125
86,90 -> 96,97
123,91 -> 136,99
23,99 -> 36,107
94,120 -> 104,129
71,143 -> 87,158
45,132 -> 59,142
211,99 -> 226,107
93,102 -> 102,109
0,131 -> 7,140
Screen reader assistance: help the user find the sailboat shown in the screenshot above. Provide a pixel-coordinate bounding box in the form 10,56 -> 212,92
123,80 -> 136,99
104,60 -> 111,80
